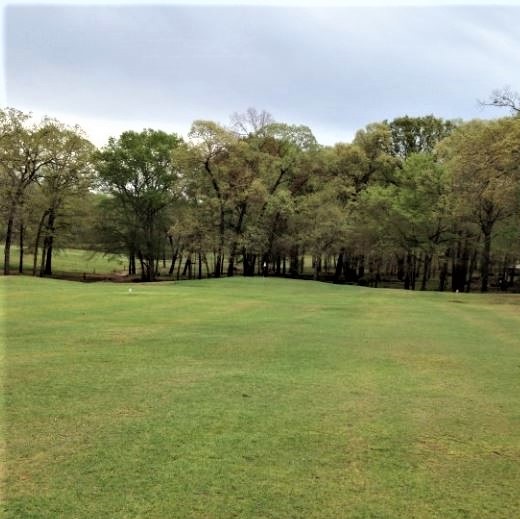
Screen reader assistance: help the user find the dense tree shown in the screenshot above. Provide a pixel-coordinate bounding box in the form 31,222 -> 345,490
388,115 -> 456,158
439,118 -> 520,292
357,153 -> 452,290
2,104 -> 520,293
95,130 -> 183,281
242,121 -> 318,275
0,109 -> 56,274
33,124 -> 95,276
188,120 -> 237,277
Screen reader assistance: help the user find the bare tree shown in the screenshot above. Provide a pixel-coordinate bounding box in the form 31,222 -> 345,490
230,107 -> 275,137
481,86 -> 520,114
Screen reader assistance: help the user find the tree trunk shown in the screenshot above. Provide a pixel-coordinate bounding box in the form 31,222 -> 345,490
43,238 -> 53,276
176,253 -> 183,280
203,254 -> 210,278
275,255 -> 281,276
39,240 -> 47,277
480,229 -> 492,293
451,240 -> 469,292
228,203 -> 247,277
214,251 -> 223,277
334,250 -> 344,283
357,255 -> 365,279
438,254 -> 448,292
214,205 -> 225,278
138,251 -> 146,280
313,255 -> 321,281
396,254 -> 405,282
18,222 -> 25,274
204,160 -> 224,278
261,254 -> 269,277
404,253 -> 412,290
421,253 -> 431,291
227,242 -> 237,277
147,257 -> 154,281
411,254 -> 417,290
374,269 -> 381,288
43,209 -> 56,276
289,246 -> 299,277
243,251 -> 257,276
168,236 -> 178,275
128,252 -> 136,276
466,248 -> 478,293
169,251 -> 178,276
182,254 -> 192,278
33,210 -> 50,276
3,213 -> 14,275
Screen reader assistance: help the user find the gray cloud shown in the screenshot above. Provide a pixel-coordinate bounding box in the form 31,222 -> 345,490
5,5 -> 520,145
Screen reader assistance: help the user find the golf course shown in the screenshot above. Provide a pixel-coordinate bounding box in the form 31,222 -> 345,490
2,276 -> 520,518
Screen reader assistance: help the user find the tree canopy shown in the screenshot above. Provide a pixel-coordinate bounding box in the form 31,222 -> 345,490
2,105 -> 520,293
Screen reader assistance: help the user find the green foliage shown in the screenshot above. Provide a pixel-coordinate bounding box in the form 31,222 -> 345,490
95,129 -> 184,280
2,106 -> 520,290
0,109 -> 96,275
439,118 -> 520,291
388,114 -> 456,158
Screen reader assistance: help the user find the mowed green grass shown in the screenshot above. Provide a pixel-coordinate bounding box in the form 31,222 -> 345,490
2,277 -> 520,518
1,246 -> 125,275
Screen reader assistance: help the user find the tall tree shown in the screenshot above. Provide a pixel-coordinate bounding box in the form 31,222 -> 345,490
188,120 -> 237,277
439,118 -> 520,292
326,123 -> 399,283
95,129 -> 183,281
240,121 -> 319,276
0,109 -> 55,274
34,123 -> 95,276
388,115 -> 456,159
230,107 -> 275,137
358,153 -> 453,290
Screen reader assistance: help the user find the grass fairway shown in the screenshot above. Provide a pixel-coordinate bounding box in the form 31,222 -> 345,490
2,277 -> 520,518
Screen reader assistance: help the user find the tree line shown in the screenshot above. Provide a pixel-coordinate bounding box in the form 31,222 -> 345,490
1,93 -> 520,292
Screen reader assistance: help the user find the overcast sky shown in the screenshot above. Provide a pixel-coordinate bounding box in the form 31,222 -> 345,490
3,1 -> 520,145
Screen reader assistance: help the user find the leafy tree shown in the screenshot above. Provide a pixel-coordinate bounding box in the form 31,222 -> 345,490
241,121 -> 319,275
0,109 -> 55,274
439,118 -> 520,292
363,153 -> 452,290
33,123 -> 95,276
388,115 -> 456,158
95,129 -> 183,281
320,125 -> 399,283
188,120 -> 237,277
352,122 -> 398,185
294,185 -> 348,281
